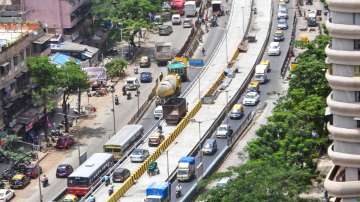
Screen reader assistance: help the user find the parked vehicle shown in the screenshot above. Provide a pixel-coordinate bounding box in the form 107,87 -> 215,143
67,153 -> 114,196
0,189 -> 15,202
184,1 -> 197,17
25,163 -> 42,179
10,174 -> 30,189
153,105 -> 163,119
177,157 -> 195,181
273,30 -> 285,41
202,138 -> 217,155
103,125 -> 144,160
1,169 -> 15,181
140,56 -> 151,68
56,136 -> 75,149
153,15 -> 163,25
307,10 -> 317,27
268,41 -> 281,56
63,194 -> 78,202
56,164 -> 74,178
212,0 -> 224,16
159,25 -> 173,36
242,91 -> 260,106
216,124 -> 233,138
254,63 -> 270,84
145,182 -> 170,202
277,18 -> 288,30
183,18 -> 192,28
155,42 -> 173,66
148,132 -> 165,147
140,72 -> 153,83
162,98 -> 187,125
172,14 -> 182,25
229,104 -> 244,119
130,149 -> 150,163
112,168 -> 130,183
125,77 -> 140,91
216,177 -> 233,188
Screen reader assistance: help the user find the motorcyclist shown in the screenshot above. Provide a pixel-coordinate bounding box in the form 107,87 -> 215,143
88,195 -> 96,202
103,174 -> 110,186
41,174 -> 49,187
176,184 -> 182,197
108,185 -> 114,196
201,47 -> 206,56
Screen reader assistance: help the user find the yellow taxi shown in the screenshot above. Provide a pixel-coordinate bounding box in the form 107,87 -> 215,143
10,174 -> 30,189
63,194 -> 79,202
229,104 -> 244,119
260,59 -> 271,72
247,80 -> 260,92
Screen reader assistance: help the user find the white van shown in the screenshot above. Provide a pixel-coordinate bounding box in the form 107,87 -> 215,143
184,1 -> 197,17
254,64 -> 269,84
125,77 -> 140,90
153,105 -> 163,119
172,14 -> 182,25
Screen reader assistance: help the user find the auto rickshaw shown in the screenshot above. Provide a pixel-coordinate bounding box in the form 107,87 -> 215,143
147,161 -> 160,176
247,80 -> 260,93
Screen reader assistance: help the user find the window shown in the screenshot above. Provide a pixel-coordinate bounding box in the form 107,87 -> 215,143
356,91 -> 360,102
354,40 -> 360,50
357,120 -> 360,128
354,66 -> 360,76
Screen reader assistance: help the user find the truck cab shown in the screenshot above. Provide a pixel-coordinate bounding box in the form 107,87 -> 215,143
177,156 -> 195,181
145,182 -> 170,202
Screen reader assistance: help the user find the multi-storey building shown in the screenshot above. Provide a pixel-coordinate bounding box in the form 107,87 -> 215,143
324,0 -> 360,201
0,22 -> 49,136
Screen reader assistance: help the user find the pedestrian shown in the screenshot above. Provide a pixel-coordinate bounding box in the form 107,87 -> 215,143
201,47 -> 206,56
88,194 -> 96,202
108,186 -> 114,196
159,72 -> 163,81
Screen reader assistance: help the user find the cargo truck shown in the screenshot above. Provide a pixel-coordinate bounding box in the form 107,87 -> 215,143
177,156 -> 195,181
162,98 -> 187,124
155,74 -> 182,105
155,42 -> 173,66
184,1 -> 197,17
145,182 -> 171,202
254,61 -> 270,84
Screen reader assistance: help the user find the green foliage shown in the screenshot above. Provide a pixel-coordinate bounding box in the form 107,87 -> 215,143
199,159 -> 313,202
105,58 -> 128,78
58,61 -> 89,93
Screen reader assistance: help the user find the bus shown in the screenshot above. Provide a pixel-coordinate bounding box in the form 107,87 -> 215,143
103,124 -> 144,160
67,153 -> 113,196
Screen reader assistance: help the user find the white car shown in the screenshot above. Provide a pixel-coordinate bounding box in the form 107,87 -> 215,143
216,124 -> 232,138
0,189 -> 15,202
242,91 -> 260,106
267,42 -> 281,56
277,9 -> 288,19
154,105 -> 163,119
171,14 -> 181,25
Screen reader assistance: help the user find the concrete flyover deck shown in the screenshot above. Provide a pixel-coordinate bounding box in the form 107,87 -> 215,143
99,0 -> 259,201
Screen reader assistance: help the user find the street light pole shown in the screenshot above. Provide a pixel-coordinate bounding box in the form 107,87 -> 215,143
241,6 -> 245,34
111,92 -> 116,135
225,90 -> 229,126
36,135 -> 43,202
225,29 -> 228,64
136,90 -> 140,116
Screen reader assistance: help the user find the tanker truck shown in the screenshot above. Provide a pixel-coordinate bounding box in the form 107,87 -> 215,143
155,74 -> 181,105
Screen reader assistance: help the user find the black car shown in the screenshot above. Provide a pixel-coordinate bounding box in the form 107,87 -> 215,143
56,164 -> 74,178
112,168 -> 131,183
140,72 -> 153,83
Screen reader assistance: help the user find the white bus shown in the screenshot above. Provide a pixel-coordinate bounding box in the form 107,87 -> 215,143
103,124 -> 144,160
184,1 -> 197,17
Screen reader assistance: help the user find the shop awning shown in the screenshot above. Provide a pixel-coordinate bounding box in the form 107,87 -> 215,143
33,34 -> 54,44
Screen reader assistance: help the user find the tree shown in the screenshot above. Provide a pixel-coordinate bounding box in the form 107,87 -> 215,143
57,61 -> 89,132
105,58 -> 128,78
27,56 -> 60,142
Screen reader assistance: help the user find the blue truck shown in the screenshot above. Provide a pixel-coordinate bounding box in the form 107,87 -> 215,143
145,182 -> 171,202
177,156 -> 195,181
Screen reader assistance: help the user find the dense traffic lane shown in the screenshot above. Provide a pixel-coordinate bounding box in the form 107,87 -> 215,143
171,0 -> 296,200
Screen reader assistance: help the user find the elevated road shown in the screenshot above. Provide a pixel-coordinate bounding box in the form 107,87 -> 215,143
91,0 -> 254,201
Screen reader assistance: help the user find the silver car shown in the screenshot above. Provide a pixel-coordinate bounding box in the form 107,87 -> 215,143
130,149 -> 150,162
159,25 -> 173,36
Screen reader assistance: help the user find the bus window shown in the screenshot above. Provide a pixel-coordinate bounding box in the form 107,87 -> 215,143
68,177 -> 89,187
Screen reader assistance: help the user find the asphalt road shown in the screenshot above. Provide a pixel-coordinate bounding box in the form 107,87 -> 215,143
171,0 -> 296,200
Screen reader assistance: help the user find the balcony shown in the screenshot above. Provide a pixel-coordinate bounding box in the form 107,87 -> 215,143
328,144 -> 360,167
325,165 -> 360,198
327,0 -> 360,13
328,123 -> 360,143
326,93 -> 360,117
326,70 -> 360,91
326,20 -> 360,39
326,45 -> 360,66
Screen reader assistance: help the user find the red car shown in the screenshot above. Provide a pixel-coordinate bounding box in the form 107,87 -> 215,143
55,136 -> 75,149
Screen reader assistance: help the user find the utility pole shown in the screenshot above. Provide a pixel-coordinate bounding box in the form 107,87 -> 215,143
111,92 -> 116,135
77,87 -> 81,116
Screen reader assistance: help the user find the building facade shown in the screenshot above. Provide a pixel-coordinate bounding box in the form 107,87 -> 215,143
0,22 -> 48,136
324,0 -> 360,201
22,0 -> 91,41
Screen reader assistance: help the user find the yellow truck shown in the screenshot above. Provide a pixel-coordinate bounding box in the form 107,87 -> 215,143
155,74 -> 181,105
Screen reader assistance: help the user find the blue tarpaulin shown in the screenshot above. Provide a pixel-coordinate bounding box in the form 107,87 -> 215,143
50,52 -> 80,66
189,59 -> 205,67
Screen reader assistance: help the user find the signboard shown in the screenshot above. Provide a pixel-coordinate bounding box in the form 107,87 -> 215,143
174,57 -> 188,64
189,59 -> 205,67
